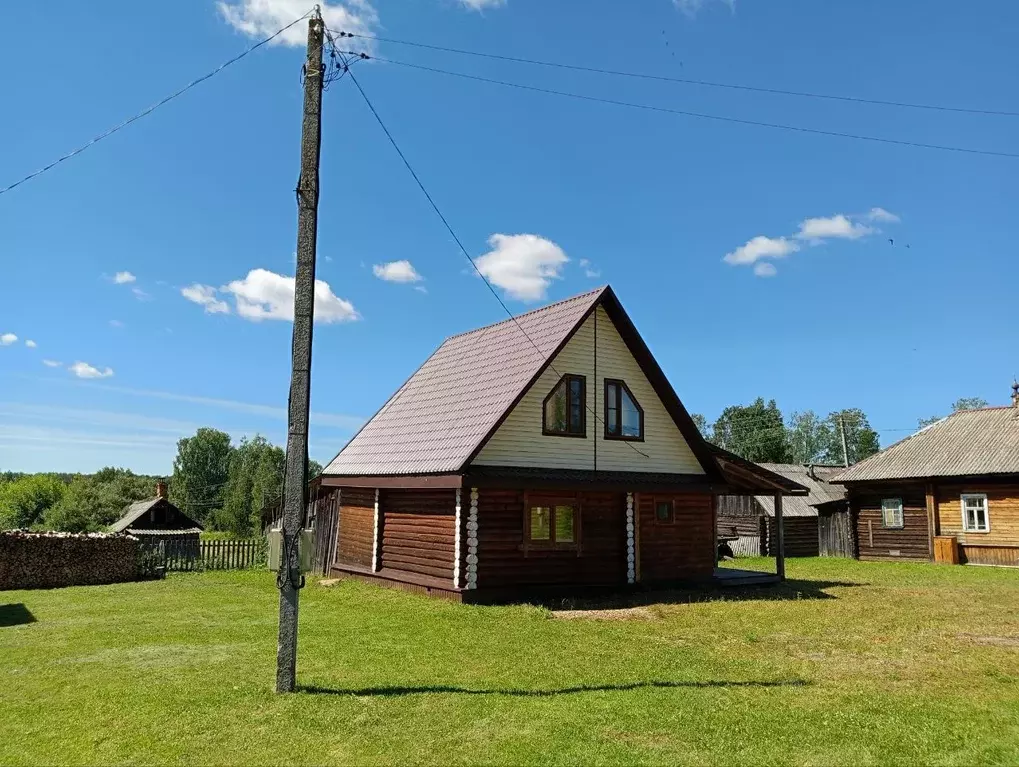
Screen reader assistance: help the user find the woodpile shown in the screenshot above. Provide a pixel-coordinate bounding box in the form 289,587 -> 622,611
0,530 -> 140,591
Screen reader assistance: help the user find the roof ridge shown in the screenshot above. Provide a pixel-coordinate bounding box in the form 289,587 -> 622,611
443,285 -> 608,342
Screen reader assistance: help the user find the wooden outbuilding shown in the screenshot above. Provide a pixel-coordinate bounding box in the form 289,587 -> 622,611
110,481 -> 203,552
832,388 -> 1019,567
716,464 -> 850,558
314,286 -> 805,601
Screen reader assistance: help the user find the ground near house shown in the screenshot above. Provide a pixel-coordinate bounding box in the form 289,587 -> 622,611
2,560 -> 1018,765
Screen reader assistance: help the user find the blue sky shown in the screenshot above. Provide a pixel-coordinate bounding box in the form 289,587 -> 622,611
1,0 -> 1016,475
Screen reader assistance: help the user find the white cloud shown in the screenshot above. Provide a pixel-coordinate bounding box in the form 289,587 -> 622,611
723,235 -> 799,265
222,268 -> 360,323
414,285 -> 428,294
459,0 -> 506,9
25,340 -> 37,348
867,207 -> 901,223
131,286 -> 152,301
795,214 -> 872,242
42,360 -> 62,368
181,284 -> 231,315
578,258 -> 601,278
754,262 -> 777,278
113,271 -> 136,284
218,0 -> 378,47
474,233 -> 569,302
69,361 -> 114,379
109,320 -> 125,328
373,260 -> 423,283
0,333 -> 17,346
674,0 -> 734,17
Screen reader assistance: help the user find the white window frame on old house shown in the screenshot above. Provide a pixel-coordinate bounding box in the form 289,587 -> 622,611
960,493 -> 990,533
881,498 -> 904,528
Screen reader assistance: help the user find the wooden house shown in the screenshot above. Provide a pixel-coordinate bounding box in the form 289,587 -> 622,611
317,286 -> 805,601
832,388 -> 1019,567
110,481 -> 203,550
717,464 -> 850,558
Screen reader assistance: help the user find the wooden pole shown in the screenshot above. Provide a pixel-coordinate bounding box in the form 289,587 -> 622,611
775,494 -> 785,580
276,12 -> 324,695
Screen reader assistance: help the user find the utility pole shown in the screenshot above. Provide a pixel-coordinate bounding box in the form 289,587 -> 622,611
276,11 -> 324,695
838,414 -> 850,468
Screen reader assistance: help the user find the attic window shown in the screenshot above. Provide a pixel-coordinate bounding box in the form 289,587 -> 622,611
543,374 -> 586,437
604,379 -> 644,440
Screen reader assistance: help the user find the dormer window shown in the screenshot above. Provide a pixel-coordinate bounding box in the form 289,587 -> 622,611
605,379 -> 644,440
543,374 -> 586,437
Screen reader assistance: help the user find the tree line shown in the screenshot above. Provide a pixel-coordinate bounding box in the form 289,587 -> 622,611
0,430 -> 322,537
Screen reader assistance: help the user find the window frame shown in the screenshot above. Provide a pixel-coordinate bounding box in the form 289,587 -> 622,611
603,378 -> 645,442
881,498 -> 904,529
541,374 -> 587,438
653,498 -> 675,525
523,494 -> 582,552
960,493 -> 990,534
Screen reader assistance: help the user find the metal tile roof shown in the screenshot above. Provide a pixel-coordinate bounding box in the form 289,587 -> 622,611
324,287 -> 607,476
831,407 -> 1019,483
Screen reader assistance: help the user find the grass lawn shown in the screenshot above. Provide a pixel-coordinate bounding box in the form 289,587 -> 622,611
2,559 -> 1018,765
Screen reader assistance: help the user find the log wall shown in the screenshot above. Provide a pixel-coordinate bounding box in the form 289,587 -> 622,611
852,486 -> 930,562
637,491 -> 714,581
335,487 -> 375,569
766,516 -> 819,557
475,489 -> 626,587
379,489 -> 457,581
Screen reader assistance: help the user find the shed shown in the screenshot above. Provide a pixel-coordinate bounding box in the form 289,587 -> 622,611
717,464 -> 848,558
110,482 -> 203,555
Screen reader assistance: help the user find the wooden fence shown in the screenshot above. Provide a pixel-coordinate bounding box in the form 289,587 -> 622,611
141,538 -> 262,572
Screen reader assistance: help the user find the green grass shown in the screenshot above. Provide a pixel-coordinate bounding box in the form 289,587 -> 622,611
2,559 -> 1018,765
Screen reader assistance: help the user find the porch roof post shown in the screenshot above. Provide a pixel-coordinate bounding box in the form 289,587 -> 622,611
775,493 -> 785,581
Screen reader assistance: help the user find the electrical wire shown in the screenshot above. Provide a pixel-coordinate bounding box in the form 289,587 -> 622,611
340,52 -> 1019,160
341,62 -> 652,458
0,10 -> 315,197
337,31 -> 1019,119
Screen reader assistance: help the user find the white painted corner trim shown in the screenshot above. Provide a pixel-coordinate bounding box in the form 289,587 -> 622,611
466,488 -> 479,590
371,488 -> 381,571
625,492 -> 636,584
453,489 -> 463,588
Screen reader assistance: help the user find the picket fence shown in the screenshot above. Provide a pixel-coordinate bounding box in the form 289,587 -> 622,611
141,538 -> 262,572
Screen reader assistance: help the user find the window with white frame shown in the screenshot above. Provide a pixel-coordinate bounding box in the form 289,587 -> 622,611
961,494 -> 989,533
881,498 -> 904,528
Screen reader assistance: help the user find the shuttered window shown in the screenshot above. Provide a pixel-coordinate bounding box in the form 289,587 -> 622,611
961,494 -> 989,533
881,498 -> 904,528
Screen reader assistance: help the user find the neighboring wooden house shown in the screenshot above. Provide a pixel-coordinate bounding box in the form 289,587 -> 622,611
832,388 -> 1019,567
316,286 -> 805,601
110,482 -> 203,550
717,464 -> 850,558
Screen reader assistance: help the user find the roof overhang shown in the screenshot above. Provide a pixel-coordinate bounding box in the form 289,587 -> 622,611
709,446 -> 809,496
320,473 -> 463,489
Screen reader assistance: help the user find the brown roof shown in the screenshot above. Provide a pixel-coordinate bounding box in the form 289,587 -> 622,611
832,407 -> 1019,483
323,285 -> 718,478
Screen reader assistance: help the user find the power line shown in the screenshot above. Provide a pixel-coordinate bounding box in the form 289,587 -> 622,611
0,11 -> 314,198
340,52 -> 1019,160
337,31 -> 1019,119
340,62 -> 651,458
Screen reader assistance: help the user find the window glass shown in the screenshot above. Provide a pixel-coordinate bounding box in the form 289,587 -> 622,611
655,501 -> 674,523
544,380 -> 567,433
554,505 -> 576,542
881,499 -> 903,528
962,495 -> 988,532
621,388 -> 641,437
530,506 -> 551,540
569,379 -> 583,432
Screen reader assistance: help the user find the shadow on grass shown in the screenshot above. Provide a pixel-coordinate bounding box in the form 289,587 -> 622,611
534,578 -> 867,612
0,603 -> 36,627
299,679 -> 811,698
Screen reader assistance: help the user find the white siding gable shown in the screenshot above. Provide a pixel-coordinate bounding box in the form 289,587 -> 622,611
471,306 -> 704,474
